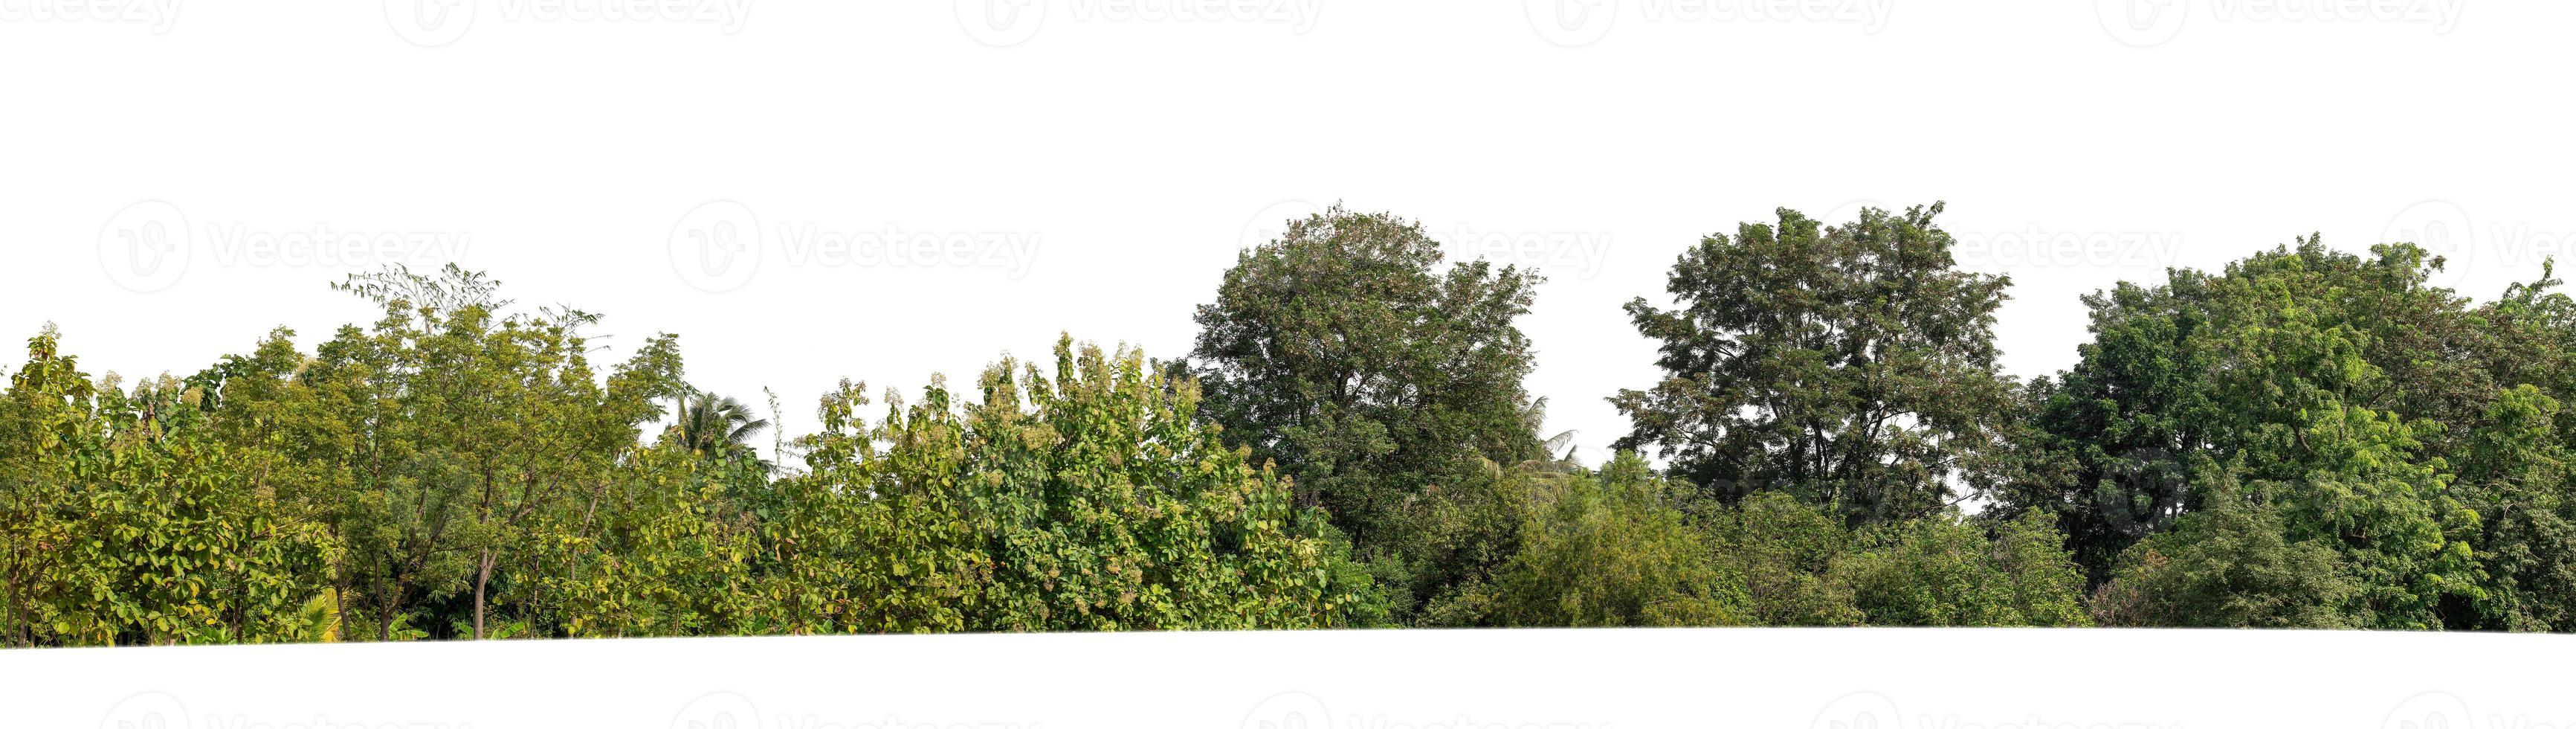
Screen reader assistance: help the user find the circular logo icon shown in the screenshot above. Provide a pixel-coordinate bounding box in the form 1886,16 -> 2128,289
669,691 -> 762,729
1239,199 -> 1324,251
100,692 -> 191,729
1242,691 -> 1333,729
384,0 -> 477,47
1812,691 -> 1902,729
1525,0 -> 1618,47
670,200 -> 764,293
1817,198 -> 1896,229
2381,199 -> 2475,292
956,0 -> 1047,47
97,200 -> 193,293
2382,691 -> 2473,729
2096,447 -> 2188,539
2096,0 -> 2188,47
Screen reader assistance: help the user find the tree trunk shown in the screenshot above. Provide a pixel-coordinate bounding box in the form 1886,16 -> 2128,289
473,547 -> 495,640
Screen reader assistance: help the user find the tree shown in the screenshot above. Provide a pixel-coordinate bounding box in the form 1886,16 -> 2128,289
40,218 -> 2576,640
2089,494 -> 2356,629
1833,511 -> 2092,627
758,336 -> 1378,632
541,443 -> 763,638
1189,204 -> 1546,617
1427,455 -> 2088,629
1993,240 -> 2490,628
0,330 -> 336,646
1427,453 -> 1742,627
1702,492 -> 1865,626
1991,277 -> 2220,580
193,265 -> 685,640
2450,268 -> 2576,631
674,391 -> 772,466
1613,203 -> 2014,526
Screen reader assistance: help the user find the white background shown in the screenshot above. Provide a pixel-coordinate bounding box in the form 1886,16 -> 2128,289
6,628 -> 2574,728
4,0 -> 2575,723
5,0 -> 2566,469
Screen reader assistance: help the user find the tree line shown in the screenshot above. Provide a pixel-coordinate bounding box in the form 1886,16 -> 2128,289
7,201 -> 2572,646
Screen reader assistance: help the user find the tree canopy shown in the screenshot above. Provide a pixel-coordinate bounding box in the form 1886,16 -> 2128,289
1187,204 -> 1546,620
10,203 -> 2576,646
1613,203 -> 2014,527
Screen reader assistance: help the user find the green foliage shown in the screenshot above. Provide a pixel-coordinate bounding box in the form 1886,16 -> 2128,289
25,204 -> 2576,643
1992,239 -> 2515,629
760,337 -> 1374,632
543,445 -> 762,638
2089,495 -> 2356,629
1189,204 -> 1546,620
676,391 -> 772,468
1428,453 -> 1742,627
1702,493 -> 1864,626
1613,203 -> 2015,527
1430,455 -> 2091,629
0,330 -> 335,645
1833,512 -> 2092,627
207,265 -> 683,641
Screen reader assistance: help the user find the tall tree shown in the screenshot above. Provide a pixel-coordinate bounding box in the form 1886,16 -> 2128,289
195,266 -> 684,640
674,391 -> 772,468
1613,203 -> 2013,526
1189,205 -> 1546,616
1996,240 -> 2491,629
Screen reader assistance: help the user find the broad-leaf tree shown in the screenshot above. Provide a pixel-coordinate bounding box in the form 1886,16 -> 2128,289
1613,203 -> 2014,526
1189,204 -> 1546,618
